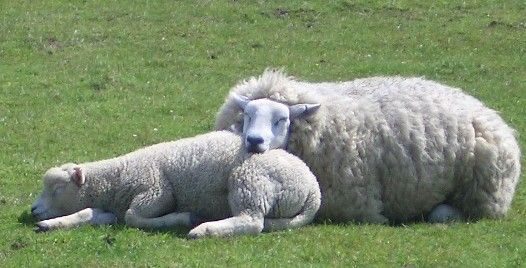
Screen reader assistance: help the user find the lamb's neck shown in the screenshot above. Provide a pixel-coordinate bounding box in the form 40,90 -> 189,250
78,158 -> 126,208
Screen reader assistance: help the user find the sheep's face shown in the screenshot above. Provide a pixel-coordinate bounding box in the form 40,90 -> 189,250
232,94 -> 320,153
31,164 -> 85,221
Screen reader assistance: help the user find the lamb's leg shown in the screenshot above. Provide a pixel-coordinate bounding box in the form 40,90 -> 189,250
188,214 -> 264,239
264,191 -> 320,231
125,211 -> 197,230
35,208 -> 116,232
124,190 -> 197,230
427,204 -> 463,223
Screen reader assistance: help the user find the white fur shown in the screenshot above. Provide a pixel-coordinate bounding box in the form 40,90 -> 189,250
32,131 -> 321,238
215,69 -> 521,223
232,95 -> 320,153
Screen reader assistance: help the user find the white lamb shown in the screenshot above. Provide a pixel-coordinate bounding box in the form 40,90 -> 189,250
31,131 -> 321,238
215,69 -> 521,224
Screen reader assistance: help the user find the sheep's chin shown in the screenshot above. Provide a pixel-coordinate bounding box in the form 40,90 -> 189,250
246,144 -> 269,153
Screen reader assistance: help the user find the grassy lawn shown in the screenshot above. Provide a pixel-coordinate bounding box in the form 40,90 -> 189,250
1,0 -> 525,266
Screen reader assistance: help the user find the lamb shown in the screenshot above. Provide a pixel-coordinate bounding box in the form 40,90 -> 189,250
31,131 -> 321,238
214,69 -> 521,224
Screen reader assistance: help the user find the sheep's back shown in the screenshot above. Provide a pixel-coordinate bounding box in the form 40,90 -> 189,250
288,77 -> 517,221
215,73 -> 520,222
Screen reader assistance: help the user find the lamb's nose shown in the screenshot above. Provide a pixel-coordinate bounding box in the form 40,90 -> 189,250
247,136 -> 264,145
31,206 -> 37,213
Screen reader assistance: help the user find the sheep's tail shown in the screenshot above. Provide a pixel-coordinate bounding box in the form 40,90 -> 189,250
263,191 -> 321,232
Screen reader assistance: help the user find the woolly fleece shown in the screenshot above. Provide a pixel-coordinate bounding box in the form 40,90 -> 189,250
32,131 -> 321,237
215,70 -> 521,223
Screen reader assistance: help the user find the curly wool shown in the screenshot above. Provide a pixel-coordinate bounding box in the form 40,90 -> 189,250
215,69 -> 521,223
57,131 -> 320,228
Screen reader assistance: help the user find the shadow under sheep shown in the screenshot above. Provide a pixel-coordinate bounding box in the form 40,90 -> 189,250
18,210 -> 192,238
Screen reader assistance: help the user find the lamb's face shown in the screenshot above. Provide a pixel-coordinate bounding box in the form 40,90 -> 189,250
232,94 -> 320,153
31,164 -> 85,221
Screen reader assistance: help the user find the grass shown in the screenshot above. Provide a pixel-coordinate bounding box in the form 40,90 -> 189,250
1,0 -> 525,266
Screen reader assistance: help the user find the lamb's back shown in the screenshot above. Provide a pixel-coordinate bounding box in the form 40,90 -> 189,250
157,131 -> 245,220
88,131 -> 245,220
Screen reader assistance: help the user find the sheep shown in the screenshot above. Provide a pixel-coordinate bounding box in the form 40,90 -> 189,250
31,131 -> 321,238
214,69 -> 521,224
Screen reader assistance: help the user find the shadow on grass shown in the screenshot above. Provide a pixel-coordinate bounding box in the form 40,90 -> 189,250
18,210 -> 192,238
117,223 -> 194,238
18,210 -> 37,226
18,209 -> 452,239
313,215 -> 437,228
142,226 -> 193,239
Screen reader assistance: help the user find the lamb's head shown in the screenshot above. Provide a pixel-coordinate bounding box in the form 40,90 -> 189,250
232,93 -> 320,153
31,163 -> 85,221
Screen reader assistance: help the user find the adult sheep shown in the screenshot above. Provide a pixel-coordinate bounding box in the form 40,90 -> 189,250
31,131 -> 321,238
214,69 -> 521,224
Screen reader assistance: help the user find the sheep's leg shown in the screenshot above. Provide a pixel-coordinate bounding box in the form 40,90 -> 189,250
188,214 -> 264,239
453,134 -> 520,219
124,190 -> 197,230
427,204 -> 463,223
35,208 -> 116,232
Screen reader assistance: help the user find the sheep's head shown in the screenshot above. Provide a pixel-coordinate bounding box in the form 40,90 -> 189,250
31,163 -> 85,221
232,93 -> 320,153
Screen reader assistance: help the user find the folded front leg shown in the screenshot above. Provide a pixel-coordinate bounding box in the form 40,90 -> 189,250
187,214 -> 264,239
35,208 -> 116,232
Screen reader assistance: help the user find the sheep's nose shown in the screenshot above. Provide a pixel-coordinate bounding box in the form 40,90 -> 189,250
31,206 -> 39,217
247,136 -> 264,146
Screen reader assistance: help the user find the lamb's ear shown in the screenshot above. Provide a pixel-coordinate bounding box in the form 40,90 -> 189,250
232,93 -> 249,110
289,103 -> 321,120
71,166 -> 85,187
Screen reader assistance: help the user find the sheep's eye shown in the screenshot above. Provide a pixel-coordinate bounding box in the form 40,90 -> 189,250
53,186 -> 65,197
244,114 -> 251,122
274,118 -> 287,126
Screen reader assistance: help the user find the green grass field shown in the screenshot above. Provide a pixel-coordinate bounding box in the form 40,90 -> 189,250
1,0 -> 525,266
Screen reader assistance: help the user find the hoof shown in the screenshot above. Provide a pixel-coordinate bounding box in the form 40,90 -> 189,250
34,222 -> 50,233
187,223 -> 211,239
428,204 -> 463,223
187,232 -> 201,240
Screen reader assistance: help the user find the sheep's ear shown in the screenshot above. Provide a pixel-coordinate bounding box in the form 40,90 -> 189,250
71,166 -> 85,187
232,93 -> 249,110
289,103 -> 320,119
